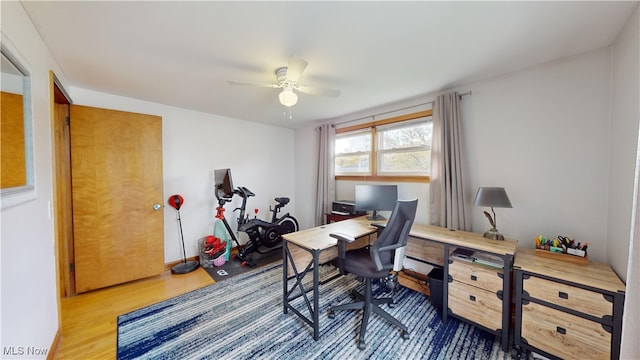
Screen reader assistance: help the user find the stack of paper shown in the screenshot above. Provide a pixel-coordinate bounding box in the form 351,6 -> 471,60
451,248 -> 474,262
473,252 -> 503,268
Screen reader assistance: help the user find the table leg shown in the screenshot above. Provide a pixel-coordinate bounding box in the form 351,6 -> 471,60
282,242 -> 322,340
283,240 -> 289,314
501,254 -> 513,352
312,249 -> 319,340
442,243 -> 449,323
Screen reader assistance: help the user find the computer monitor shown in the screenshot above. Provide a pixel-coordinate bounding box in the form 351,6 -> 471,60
214,168 -> 234,199
354,184 -> 398,220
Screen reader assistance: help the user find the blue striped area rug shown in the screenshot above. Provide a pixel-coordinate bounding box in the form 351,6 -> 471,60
117,263 -> 509,359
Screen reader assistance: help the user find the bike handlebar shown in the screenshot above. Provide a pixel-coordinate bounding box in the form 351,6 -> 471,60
233,186 -> 255,198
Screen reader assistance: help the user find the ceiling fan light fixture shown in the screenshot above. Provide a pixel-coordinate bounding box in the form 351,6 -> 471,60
279,87 -> 298,107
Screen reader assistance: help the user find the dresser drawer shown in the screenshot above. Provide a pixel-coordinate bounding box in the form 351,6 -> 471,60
406,236 -> 444,266
449,280 -> 502,331
523,275 -> 612,318
521,301 -> 611,360
449,260 -> 503,293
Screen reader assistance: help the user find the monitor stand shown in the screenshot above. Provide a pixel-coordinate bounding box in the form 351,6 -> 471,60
367,211 -> 386,221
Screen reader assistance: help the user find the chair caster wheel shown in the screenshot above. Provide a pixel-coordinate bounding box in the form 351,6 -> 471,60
357,340 -> 366,350
328,310 -> 335,319
401,330 -> 410,340
388,302 -> 396,309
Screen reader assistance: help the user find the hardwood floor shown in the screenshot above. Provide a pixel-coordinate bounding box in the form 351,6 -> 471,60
53,267 -> 214,359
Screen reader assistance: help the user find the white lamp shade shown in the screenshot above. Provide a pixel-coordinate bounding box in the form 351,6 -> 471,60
279,88 -> 298,107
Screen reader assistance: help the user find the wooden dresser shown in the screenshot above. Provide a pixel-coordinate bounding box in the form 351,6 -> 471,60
513,249 -> 626,360
448,258 -> 505,333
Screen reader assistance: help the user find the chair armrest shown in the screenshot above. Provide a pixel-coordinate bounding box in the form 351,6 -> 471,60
329,232 -> 355,243
372,243 -> 405,271
330,233 -> 355,274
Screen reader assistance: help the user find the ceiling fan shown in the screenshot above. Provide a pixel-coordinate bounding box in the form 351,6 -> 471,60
228,55 -> 341,107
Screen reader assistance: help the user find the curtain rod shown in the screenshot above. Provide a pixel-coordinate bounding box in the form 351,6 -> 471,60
332,101 -> 432,128
458,91 -> 472,99
332,91 -> 472,128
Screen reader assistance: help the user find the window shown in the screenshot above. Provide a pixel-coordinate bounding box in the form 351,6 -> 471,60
377,120 -> 431,175
335,130 -> 372,174
335,110 -> 432,182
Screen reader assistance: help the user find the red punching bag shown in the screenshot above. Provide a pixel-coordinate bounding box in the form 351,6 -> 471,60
168,194 -> 184,211
167,194 -> 198,274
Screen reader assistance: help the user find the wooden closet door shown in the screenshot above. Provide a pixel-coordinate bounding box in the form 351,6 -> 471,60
70,104 -> 164,293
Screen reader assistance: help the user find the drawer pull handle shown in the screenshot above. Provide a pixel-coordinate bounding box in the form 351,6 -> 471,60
469,295 -> 476,302
470,275 -> 477,281
558,291 -> 569,299
556,326 -> 566,335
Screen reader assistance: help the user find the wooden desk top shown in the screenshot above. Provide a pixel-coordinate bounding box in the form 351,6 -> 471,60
514,248 -> 626,294
282,216 -> 380,251
409,224 -> 518,256
283,217 -> 518,257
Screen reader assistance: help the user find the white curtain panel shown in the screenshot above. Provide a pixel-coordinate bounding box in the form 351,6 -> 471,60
430,92 -> 470,230
315,124 -> 336,226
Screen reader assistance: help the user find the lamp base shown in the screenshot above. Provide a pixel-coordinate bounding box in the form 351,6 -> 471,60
483,228 -> 505,241
171,260 -> 199,274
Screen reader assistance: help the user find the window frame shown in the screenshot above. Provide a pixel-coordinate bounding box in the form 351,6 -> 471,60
335,109 -> 432,183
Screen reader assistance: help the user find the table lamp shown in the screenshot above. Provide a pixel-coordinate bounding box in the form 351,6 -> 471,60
473,187 -> 512,240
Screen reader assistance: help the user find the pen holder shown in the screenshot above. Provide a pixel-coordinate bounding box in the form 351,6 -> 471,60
534,249 -> 588,266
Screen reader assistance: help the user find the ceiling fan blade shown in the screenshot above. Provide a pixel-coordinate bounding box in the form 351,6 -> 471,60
227,80 -> 280,88
285,56 -> 308,82
297,85 -> 341,98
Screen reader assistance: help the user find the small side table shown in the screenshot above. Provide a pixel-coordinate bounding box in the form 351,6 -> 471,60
513,249 -> 626,359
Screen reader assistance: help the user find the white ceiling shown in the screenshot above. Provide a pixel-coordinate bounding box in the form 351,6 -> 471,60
20,1 -> 638,129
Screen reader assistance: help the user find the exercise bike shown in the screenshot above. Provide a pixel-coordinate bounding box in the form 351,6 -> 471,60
216,186 -> 299,267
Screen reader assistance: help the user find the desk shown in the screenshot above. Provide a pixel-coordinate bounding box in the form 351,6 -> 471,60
282,216 -> 379,340
282,219 -> 518,350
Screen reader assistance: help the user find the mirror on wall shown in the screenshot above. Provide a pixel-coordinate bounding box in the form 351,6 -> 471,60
1,33 -> 35,209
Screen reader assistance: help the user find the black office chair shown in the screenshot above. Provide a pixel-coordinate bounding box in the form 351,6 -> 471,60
328,199 -> 418,350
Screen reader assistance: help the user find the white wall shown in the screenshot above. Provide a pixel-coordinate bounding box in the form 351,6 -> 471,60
612,6 -> 639,359
463,48 -> 613,263
293,126 -> 317,229
70,88 -> 296,263
0,1 -> 66,356
296,48 -> 617,264
609,5 -> 639,282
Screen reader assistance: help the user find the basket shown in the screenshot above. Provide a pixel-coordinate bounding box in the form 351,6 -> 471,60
198,236 -> 228,268
198,237 -> 214,268
213,252 -> 227,267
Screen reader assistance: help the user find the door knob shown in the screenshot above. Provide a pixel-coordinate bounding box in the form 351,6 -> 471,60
153,204 -> 163,211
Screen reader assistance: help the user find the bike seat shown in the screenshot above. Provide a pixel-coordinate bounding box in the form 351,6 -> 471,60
275,197 -> 290,206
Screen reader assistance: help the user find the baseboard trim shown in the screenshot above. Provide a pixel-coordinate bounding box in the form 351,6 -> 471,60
164,256 -> 199,271
47,329 -> 61,360
164,245 -> 242,271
